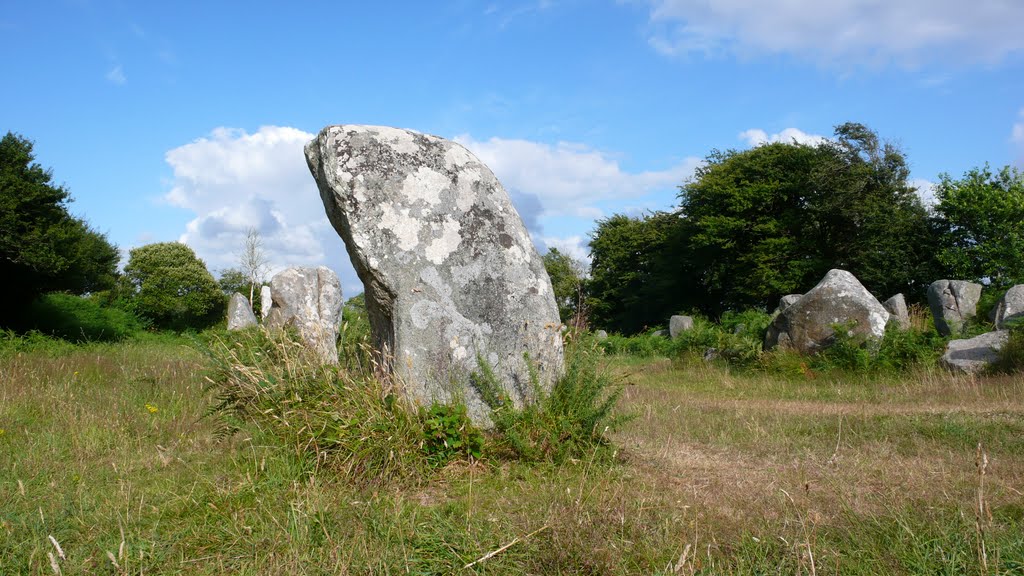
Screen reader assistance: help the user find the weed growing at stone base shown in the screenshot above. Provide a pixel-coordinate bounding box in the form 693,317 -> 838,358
475,334 -> 629,462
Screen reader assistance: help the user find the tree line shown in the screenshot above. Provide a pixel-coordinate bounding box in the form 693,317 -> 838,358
573,123 -> 1024,334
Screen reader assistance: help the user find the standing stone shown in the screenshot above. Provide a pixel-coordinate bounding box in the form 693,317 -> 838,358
764,269 -> 889,354
883,293 -> 911,330
265,266 -> 343,364
669,315 -> 694,338
940,331 -> 1009,374
260,285 -> 273,320
994,285 -> 1024,329
227,293 -> 257,330
305,125 -> 563,425
594,330 -> 608,340
928,280 -> 983,336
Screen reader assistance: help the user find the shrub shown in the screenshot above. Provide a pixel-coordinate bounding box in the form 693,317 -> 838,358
479,337 -> 628,462
25,293 -> 143,342
993,319 -> 1024,374
421,403 -> 484,466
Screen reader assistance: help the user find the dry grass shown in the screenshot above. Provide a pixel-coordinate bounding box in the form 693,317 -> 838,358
2,338 -> 1023,574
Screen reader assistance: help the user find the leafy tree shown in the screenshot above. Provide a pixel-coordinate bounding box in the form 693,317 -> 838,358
217,268 -> 250,296
121,242 -> 223,331
587,212 -> 678,333
934,164 -> 1024,288
542,248 -> 586,326
673,123 -> 936,315
0,132 -> 119,323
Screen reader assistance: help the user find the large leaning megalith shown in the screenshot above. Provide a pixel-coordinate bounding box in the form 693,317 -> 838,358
305,125 -> 564,425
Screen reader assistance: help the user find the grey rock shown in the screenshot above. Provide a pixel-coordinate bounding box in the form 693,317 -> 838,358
764,269 -> 890,354
652,329 -> 668,338
594,330 -> 608,340
994,285 -> 1024,329
883,293 -> 911,330
305,125 -> 563,425
702,347 -> 720,362
776,294 -> 803,313
260,285 -> 273,320
226,293 -> 258,330
940,330 -> 1009,374
669,315 -> 694,338
265,266 -> 343,364
928,280 -> 983,336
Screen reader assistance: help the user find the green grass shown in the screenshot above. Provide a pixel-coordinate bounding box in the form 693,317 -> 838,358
2,335 -> 1023,573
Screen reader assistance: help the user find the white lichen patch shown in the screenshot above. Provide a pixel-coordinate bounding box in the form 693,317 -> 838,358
402,167 -> 450,205
424,218 -> 462,265
379,205 -> 421,251
368,125 -> 422,155
450,261 -> 484,287
443,145 -> 474,170
454,167 -> 481,212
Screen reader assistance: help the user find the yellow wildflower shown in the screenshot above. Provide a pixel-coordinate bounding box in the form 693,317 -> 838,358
145,404 -> 158,414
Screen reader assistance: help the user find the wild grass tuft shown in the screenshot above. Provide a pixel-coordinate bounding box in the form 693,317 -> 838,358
198,327 -> 427,485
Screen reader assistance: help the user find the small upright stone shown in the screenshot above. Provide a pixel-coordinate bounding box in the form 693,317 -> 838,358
776,294 -> 803,313
883,293 -> 911,330
227,293 -> 257,330
260,285 -> 273,320
305,125 -> 563,425
594,329 -> 608,340
669,315 -> 694,338
928,280 -> 982,336
994,285 -> 1024,329
265,266 -> 343,364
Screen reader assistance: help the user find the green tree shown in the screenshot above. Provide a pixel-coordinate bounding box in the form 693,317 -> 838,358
674,123 -> 936,315
122,242 -> 223,331
0,132 -> 119,322
934,164 -> 1024,288
217,268 -> 250,296
587,212 -> 678,333
542,248 -> 586,326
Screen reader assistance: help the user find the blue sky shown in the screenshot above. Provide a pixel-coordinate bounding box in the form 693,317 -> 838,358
3,0 -> 1023,295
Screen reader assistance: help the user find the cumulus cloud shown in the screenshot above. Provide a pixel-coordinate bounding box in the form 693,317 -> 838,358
911,178 -> 938,207
164,127 -> 696,293
162,126 -> 361,294
106,65 -> 126,85
643,0 -> 1024,66
739,127 -> 827,147
539,235 -> 592,270
455,135 -> 700,222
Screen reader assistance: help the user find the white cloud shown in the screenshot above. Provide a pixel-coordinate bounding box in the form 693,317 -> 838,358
106,65 -> 126,85
164,127 -> 697,295
455,135 -> 700,221
162,126 -> 361,294
739,127 -> 827,147
644,0 -> 1024,66
911,178 -> 938,207
540,235 -> 592,270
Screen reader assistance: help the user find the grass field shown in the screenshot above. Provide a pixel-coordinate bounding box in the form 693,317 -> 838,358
2,338 -> 1023,574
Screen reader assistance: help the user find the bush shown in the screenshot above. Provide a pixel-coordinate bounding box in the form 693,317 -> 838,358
478,336 -> 628,462
421,403 -> 484,466
25,293 -> 143,342
993,319 -> 1024,374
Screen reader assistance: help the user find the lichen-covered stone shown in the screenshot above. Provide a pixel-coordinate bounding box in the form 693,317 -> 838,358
265,266 -> 343,364
227,293 -> 257,330
764,269 -> 889,354
927,280 -> 982,336
776,294 -> 803,313
883,293 -> 911,330
669,315 -> 694,338
994,285 -> 1024,329
940,330 -> 1009,374
305,125 -> 563,424
260,285 -> 272,320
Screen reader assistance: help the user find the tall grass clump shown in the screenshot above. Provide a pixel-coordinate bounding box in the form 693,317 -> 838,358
993,319 -> 1024,374
198,327 -> 427,485
478,334 -> 628,462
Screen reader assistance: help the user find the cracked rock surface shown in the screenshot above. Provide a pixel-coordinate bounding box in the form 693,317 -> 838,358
305,125 -> 563,424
